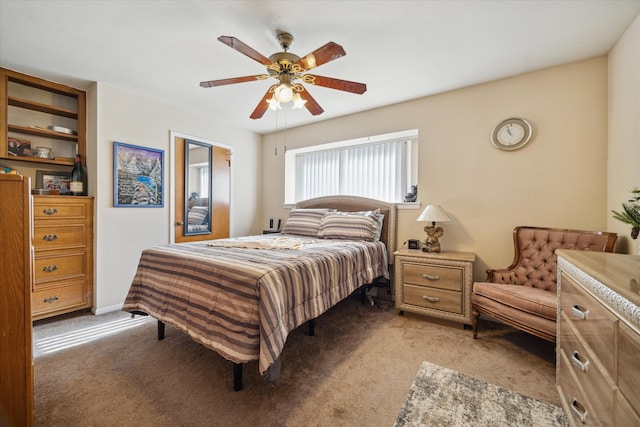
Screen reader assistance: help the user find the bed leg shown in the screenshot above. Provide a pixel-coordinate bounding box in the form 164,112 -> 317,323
157,320 -> 165,340
307,319 -> 315,336
233,363 -> 243,391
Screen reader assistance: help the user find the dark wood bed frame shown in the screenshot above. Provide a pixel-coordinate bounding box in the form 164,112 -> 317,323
151,196 -> 397,391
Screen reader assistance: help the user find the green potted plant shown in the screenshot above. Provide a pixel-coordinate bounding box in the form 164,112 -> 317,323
611,187 -> 640,239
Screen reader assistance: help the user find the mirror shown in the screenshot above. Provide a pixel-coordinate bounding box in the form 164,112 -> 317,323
184,139 -> 212,235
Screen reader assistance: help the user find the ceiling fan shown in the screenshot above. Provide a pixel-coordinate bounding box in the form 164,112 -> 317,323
199,32 -> 367,119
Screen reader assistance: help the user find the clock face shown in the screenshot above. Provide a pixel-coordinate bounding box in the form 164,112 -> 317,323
491,118 -> 532,150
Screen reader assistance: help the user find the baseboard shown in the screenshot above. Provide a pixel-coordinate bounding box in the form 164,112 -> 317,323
93,303 -> 123,315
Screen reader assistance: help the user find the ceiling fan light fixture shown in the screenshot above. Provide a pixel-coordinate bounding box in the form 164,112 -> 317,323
292,92 -> 307,109
274,83 -> 294,103
267,96 -> 281,110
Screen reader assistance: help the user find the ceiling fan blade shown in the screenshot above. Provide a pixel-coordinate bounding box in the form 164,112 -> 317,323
298,88 -> 324,116
295,42 -> 346,71
250,87 -> 276,120
218,36 -> 273,66
200,75 -> 269,88
303,74 -> 367,94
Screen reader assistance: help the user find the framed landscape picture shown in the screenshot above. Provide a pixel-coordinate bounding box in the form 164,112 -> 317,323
113,142 -> 164,207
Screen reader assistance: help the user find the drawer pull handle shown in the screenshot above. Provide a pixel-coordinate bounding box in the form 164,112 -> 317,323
571,304 -> 589,320
43,265 -> 58,273
422,296 -> 440,303
422,274 -> 440,281
43,208 -> 58,215
571,351 -> 590,372
571,398 -> 588,423
43,296 -> 59,303
43,234 -> 58,241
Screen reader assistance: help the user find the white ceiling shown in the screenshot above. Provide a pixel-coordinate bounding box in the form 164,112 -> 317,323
1,1 -> 639,135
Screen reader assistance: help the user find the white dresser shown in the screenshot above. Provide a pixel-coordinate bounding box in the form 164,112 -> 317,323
556,250 -> 640,426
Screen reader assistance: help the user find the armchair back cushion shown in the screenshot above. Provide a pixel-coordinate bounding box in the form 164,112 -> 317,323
488,227 -> 618,292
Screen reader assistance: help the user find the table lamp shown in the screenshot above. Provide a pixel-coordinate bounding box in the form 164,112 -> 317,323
416,205 -> 451,252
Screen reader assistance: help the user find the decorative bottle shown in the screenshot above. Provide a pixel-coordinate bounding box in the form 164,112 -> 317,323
70,154 -> 87,196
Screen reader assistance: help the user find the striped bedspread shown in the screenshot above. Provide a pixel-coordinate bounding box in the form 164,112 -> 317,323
122,234 -> 388,380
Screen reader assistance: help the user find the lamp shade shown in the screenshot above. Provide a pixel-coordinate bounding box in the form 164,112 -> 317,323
416,205 -> 451,223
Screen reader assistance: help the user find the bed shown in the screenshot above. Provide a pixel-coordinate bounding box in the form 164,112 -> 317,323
122,196 -> 397,390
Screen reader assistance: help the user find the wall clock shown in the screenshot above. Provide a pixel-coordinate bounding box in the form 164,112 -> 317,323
491,118 -> 533,151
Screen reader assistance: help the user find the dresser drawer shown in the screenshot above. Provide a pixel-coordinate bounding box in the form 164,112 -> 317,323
403,263 -> 462,291
616,392 -> 640,427
618,321 -> 640,414
559,315 -> 614,425
403,283 -> 462,314
32,281 -> 88,316
34,252 -> 86,282
33,223 -> 87,250
560,272 -> 617,375
557,350 -> 599,426
33,197 -> 90,220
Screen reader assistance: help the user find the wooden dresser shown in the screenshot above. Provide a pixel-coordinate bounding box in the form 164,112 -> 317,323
0,175 -> 34,426
32,195 -> 93,320
394,249 -> 475,325
556,250 -> 640,426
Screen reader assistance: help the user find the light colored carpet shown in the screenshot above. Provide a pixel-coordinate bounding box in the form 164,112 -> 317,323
32,295 -> 560,426
395,361 -> 567,426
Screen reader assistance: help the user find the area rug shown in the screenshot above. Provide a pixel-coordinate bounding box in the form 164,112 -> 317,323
395,361 -> 568,427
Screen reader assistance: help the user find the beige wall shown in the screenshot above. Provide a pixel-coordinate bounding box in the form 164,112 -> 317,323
262,57 -> 611,279
91,83 -> 262,312
608,14 -> 640,255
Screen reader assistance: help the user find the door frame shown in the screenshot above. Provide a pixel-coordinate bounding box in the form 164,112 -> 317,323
169,130 -> 232,243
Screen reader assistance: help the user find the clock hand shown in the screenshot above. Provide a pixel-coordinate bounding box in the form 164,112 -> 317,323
506,125 -> 512,135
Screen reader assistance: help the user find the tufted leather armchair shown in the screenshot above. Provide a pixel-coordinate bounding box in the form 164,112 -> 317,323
471,226 -> 617,342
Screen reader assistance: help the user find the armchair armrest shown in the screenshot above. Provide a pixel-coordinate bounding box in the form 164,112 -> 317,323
485,268 -> 517,284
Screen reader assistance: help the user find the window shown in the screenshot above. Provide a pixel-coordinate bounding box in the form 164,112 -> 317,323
285,129 -> 418,204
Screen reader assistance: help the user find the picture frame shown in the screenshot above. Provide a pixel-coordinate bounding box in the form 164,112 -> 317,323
113,141 -> 164,207
36,170 -> 72,194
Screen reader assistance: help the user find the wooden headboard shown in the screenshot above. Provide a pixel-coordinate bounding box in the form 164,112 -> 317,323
295,196 -> 397,263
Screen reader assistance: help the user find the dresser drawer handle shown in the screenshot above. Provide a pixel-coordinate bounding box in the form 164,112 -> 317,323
571,351 -> 590,373
571,398 -> 588,423
42,265 -> 58,273
422,274 -> 440,281
43,208 -> 58,215
571,304 -> 589,320
43,296 -> 59,303
422,296 -> 440,303
43,234 -> 58,241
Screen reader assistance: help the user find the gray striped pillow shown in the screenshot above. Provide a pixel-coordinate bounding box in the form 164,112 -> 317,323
317,210 -> 380,241
187,206 -> 209,225
281,208 -> 334,237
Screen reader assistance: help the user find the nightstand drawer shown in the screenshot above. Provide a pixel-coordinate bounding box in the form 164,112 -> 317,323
403,284 -> 462,314
403,263 -> 462,291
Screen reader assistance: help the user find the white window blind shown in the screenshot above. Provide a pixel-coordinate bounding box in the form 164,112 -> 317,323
294,139 -> 410,203
199,166 -> 209,197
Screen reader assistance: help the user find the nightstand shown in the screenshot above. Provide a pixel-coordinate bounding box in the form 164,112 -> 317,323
394,249 -> 475,325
